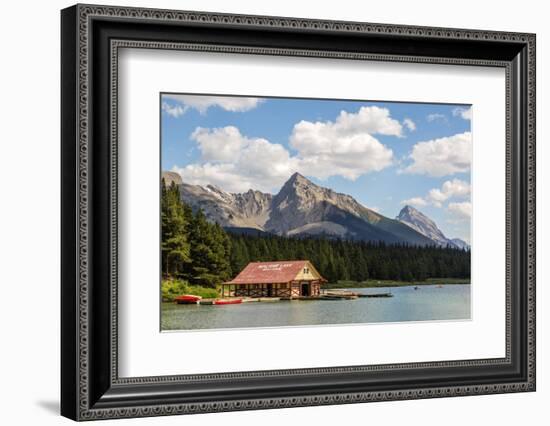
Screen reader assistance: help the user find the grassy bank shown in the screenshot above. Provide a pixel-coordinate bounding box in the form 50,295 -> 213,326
162,279 -> 219,302
325,278 -> 471,289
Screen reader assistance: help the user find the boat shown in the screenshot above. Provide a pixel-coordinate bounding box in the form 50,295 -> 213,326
363,293 -> 394,298
414,286 -> 420,290
436,284 -> 444,288
174,295 -> 202,304
213,298 -> 242,305
319,295 -> 346,300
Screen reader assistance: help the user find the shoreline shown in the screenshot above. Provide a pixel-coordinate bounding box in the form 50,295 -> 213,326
324,278 -> 470,289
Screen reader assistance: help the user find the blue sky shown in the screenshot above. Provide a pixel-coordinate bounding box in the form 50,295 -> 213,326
161,94 -> 472,242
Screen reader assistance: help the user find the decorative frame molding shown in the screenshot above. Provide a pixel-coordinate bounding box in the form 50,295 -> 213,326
61,4 -> 535,421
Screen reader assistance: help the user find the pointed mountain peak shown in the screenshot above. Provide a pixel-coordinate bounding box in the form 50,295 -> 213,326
397,204 -> 453,247
397,205 -> 432,222
286,171 -> 311,185
399,205 -> 419,215
278,172 -> 317,196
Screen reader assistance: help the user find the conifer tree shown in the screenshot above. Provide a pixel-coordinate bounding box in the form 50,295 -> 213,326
160,180 -> 191,277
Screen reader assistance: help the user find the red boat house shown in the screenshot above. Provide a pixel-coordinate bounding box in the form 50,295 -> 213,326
221,260 -> 326,298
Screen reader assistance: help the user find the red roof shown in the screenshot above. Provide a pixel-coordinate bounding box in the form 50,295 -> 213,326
226,261 -> 321,285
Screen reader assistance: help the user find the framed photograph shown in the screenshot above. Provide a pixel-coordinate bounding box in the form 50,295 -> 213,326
61,4 -> 536,421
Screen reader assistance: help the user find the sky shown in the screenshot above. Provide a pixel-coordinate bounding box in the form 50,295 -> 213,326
161,94 -> 472,243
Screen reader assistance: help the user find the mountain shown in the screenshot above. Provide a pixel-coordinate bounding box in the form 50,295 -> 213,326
265,173 -> 434,245
450,238 -> 470,250
396,205 -> 468,249
177,183 -> 272,230
163,171 -> 443,246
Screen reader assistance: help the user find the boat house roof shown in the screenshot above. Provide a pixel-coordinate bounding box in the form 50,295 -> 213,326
226,260 -> 324,285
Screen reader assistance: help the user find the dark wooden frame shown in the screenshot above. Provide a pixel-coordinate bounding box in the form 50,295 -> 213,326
61,3 -> 536,421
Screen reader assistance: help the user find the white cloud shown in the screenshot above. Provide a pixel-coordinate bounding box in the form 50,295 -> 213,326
427,179 -> 471,207
332,106 -> 404,136
162,101 -> 185,118
401,197 -> 428,208
401,178 -> 470,209
403,131 -> 472,177
288,106 -> 396,180
174,126 -> 298,193
191,126 -> 250,162
426,113 -> 447,123
163,94 -> 263,115
453,107 -> 472,120
447,201 -> 472,220
403,118 -> 416,131
173,106 -> 401,192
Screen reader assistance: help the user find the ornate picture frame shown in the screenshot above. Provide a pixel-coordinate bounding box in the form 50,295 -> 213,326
61,4 -> 535,420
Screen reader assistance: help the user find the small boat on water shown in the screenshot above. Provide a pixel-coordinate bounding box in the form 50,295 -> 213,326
414,286 -> 420,290
362,293 -> 393,298
436,284 -> 444,288
214,298 -> 242,305
174,295 -> 202,304
319,295 -> 344,301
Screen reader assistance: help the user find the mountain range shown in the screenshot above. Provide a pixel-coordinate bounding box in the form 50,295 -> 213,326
162,171 -> 469,249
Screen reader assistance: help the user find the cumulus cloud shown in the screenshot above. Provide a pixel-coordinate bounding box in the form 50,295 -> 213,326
163,94 -> 263,115
453,107 -> 472,120
172,107 -> 403,192
288,106 -> 396,180
174,127 -> 298,193
403,131 -> 472,177
401,197 -> 428,208
162,101 -> 185,118
191,126 -> 251,162
447,201 -> 472,220
426,113 -> 447,123
401,178 -> 470,209
426,179 -> 471,207
403,118 -> 416,131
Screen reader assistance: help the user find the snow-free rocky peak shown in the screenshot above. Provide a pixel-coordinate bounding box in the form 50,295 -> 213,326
397,205 -> 461,248
162,171 -> 459,247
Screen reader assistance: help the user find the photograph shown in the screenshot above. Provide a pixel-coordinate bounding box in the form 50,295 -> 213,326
56,3 -> 536,420
160,94 -> 472,331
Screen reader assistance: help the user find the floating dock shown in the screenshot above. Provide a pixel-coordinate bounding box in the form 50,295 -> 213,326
360,293 -> 393,298
195,290 -> 394,305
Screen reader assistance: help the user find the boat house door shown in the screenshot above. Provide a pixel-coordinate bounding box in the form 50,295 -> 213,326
300,282 -> 310,297
267,284 -> 273,297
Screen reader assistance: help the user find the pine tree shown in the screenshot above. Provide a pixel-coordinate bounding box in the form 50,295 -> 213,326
188,210 -> 218,287
161,180 -> 191,277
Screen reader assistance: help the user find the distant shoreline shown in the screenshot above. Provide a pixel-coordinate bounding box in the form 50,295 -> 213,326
324,278 -> 470,289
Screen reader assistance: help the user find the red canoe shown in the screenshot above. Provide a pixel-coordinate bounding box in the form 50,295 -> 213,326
213,298 -> 242,305
174,295 -> 202,304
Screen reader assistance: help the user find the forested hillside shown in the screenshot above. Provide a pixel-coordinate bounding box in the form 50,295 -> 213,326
162,180 -> 470,288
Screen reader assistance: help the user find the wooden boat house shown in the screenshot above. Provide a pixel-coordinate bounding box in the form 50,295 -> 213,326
222,260 -> 326,298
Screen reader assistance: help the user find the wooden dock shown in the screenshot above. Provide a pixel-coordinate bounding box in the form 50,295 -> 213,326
197,290 -> 393,305
359,293 -> 393,298
321,289 -> 394,298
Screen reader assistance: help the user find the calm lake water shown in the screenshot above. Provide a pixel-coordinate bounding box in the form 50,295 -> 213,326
161,284 -> 471,331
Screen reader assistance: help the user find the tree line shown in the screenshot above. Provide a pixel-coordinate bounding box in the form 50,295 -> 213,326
161,180 -> 232,287
162,180 -> 470,287
229,233 -> 470,283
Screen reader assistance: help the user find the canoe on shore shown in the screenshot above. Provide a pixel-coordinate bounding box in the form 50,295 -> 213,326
213,298 -> 242,305
175,295 -> 202,304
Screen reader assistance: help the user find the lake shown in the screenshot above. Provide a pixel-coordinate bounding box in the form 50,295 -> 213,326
161,284 -> 471,331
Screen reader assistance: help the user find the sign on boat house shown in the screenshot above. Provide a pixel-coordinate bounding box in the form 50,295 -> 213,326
222,260 -> 326,298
